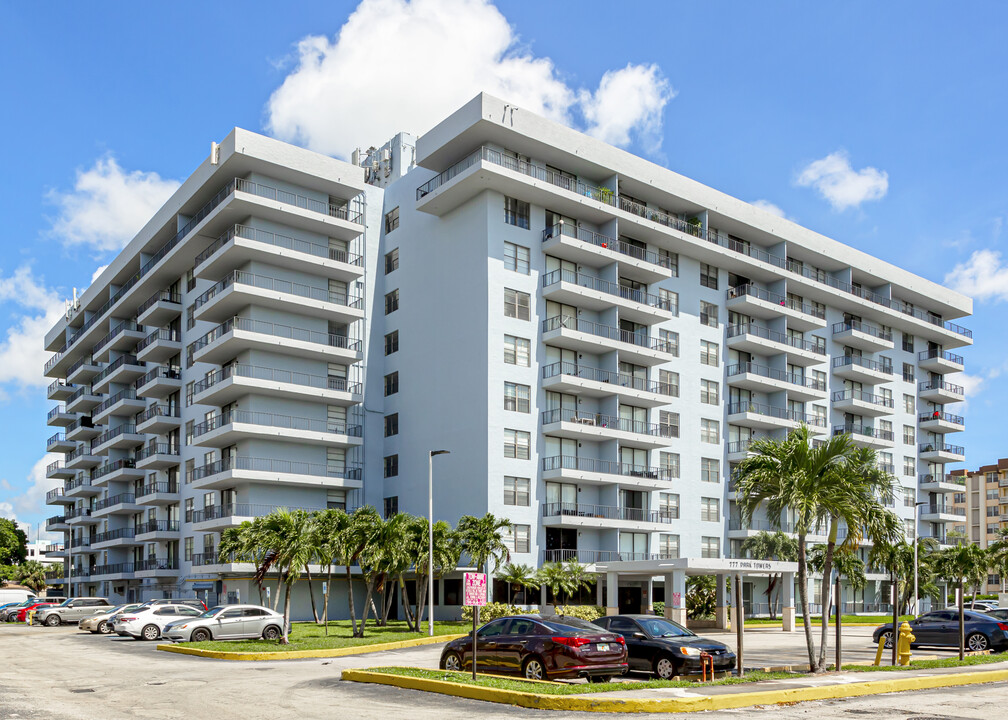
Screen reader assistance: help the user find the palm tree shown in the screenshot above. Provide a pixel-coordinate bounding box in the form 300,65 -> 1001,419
808,544 -> 865,616
935,541 -> 989,658
740,531 -> 798,619
250,508 -> 318,643
456,513 -> 512,595
336,505 -> 380,637
16,560 -> 50,593
989,528 -> 1008,594
408,517 -> 460,631
563,560 -> 596,605
868,536 -> 939,615
313,508 -> 349,634
497,562 -> 538,605
537,562 -> 575,605
219,524 -> 262,604
734,426 -> 902,672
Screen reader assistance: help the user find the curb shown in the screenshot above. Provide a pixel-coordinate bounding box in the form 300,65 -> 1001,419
156,633 -> 464,661
340,667 -> 1008,713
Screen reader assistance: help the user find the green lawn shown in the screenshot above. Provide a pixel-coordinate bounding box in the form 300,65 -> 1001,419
182,620 -> 467,653
744,614 -> 913,626
844,653 -> 1008,672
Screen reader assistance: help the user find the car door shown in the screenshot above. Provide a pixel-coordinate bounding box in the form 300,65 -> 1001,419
171,606 -> 203,631
496,617 -> 537,672
242,608 -> 268,638
214,607 -> 247,639
472,619 -> 509,672
607,617 -> 648,670
908,612 -> 941,644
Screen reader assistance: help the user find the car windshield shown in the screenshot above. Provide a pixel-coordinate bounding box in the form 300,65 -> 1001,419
638,617 -> 695,638
198,605 -> 226,619
539,616 -> 604,633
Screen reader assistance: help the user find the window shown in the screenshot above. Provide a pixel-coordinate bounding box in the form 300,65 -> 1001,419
659,411 -> 680,438
184,537 -> 193,561
504,476 -> 530,506
701,536 -> 721,558
700,301 -> 719,327
903,363 -> 915,382
812,369 -> 827,390
902,332 -> 914,353
504,335 -> 531,366
383,496 -> 398,518
659,249 -> 679,277
659,534 -> 680,559
904,394 -> 915,414
504,242 -> 530,274
660,289 -> 679,315
659,369 -> 679,397
701,497 -> 720,522
659,452 -> 680,479
504,382 -> 531,413
700,340 -> 719,366
504,429 -> 531,459
185,420 -> 194,446
384,372 -> 399,396
658,493 -> 679,520
504,524 -> 531,553
504,197 -> 530,229
904,456 -> 916,476
700,263 -> 719,289
504,288 -> 531,320
903,425 -> 915,445
700,419 -> 720,444
701,458 -> 720,483
659,329 -> 679,357
383,455 -> 399,478
384,206 -> 399,232
700,379 -> 719,405
384,289 -> 399,314
384,248 -> 399,274
384,413 -> 398,437
384,331 -> 399,355
880,419 -> 892,439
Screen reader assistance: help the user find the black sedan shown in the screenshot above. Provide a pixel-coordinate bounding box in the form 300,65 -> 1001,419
439,615 -> 628,681
873,610 -> 1008,652
593,614 -> 736,679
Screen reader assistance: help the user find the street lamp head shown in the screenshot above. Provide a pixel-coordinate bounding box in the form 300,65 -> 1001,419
430,449 -> 451,457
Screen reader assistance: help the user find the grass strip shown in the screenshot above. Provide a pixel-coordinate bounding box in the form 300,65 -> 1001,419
744,615 -> 914,626
844,653 -> 1008,672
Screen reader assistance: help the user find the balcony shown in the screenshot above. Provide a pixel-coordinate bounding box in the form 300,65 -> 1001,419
136,328 -> 182,363
46,432 -> 75,453
136,404 -> 182,434
540,549 -> 678,564
918,411 -> 965,434
541,315 -> 675,366
136,289 -> 182,327
47,380 -> 75,401
920,503 -> 966,523
65,443 -> 101,470
91,458 -> 144,487
46,461 -> 74,480
45,487 -> 67,505
134,366 -> 182,398
833,423 -> 894,449
192,270 -> 365,325
93,389 -> 146,424
726,362 -> 826,401
45,515 -> 67,532
541,269 -> 676,325
831,355 -> 893,384
66,507 -> 98,526
728,402 -> 826,431
727,518 -> 796,539
91,528 -> 140,549
192,363 -> 363,408
47,405 -> 77,427
194,224 -> 365,283
66,417 -> 102,442
186,456 -> 363,491
92,320 -> 146,362
65,357 -> 102,384
92,354 -> 146,394
90,562 -> 135,579
541,223 -> 672,283
136,481 -> 179,505
91,423 -> 145,454
541,455 -> 676,491
918,473 -> 966,493
541,361 -> 676,408
65,385 -> 104,414
831,320 -> 895,352
725,323 -> 826,366
93,493 -> 143,517
830,389 -> 895,417
727,439 -> 753,462
190,317 -> 363,366
188,503 -> 321,531
918,380 -> 964,404
918,349 -> 965,374
135,443 -> 180,470
134,557 -> 180,577
919,442 -> 966,463
134,520 -> 180,541
541,408 -> 673,449
192,410 -> 362,450
726,284 -> 826,330
65,474 -> 100,498
541,502 -> 677,529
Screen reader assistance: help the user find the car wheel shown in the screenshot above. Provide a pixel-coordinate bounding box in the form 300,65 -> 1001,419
262,625 -> 281,641
441,651 -> 463,672
880,630 -> 894,649
98,621 -> 110,635
142,624 -> 161,641
191,628 -> 212,643
45,615 -> 60,627
967,632 -> 989,651
654,654 -> 678,680
522,656 -> 546,681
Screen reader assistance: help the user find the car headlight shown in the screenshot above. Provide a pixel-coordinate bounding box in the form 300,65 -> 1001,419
679,646 -> 702,657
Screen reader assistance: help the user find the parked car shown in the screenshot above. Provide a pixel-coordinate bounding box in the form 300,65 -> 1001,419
140,598 -> 207,611
439,615 -> 628,682
36,598 -> 112,627
17,602 -> 58,623
985,608 -> 1008,621
114,604 -> 205,640
966,601 -> 1000,612
163,605 -> 287,643
0,588 -> 36,605
80,604 -> 144,634
3,600 -> 42,622
873,610 -> 1008,652
592,614 -> 736,679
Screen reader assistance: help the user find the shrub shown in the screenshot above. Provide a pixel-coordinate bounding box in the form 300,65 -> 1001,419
461,602 -> 528,623
552,605 -> 605,621
652,601 -> 664,616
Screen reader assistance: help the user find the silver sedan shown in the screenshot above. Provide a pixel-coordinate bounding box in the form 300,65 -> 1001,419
162,605 -> 286,643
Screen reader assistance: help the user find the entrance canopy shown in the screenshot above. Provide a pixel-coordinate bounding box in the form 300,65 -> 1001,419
594,557 -> 797,577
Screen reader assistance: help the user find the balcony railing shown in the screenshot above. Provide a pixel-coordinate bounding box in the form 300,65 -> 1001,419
918,380 -> 965,396
918,349 -> 964,365
726,323 -> 826,355
91,562 -> 134,576
727,362 -> 826,392
94,389 -> 139,415
136,404 -> 180,424
918,442 -> 965,455
542,315 -> 674,354
727,284 -> 825,319
192,410 -> 362,439
193,270 -> 363,313
235,177 -> 362,223
541,408 -> 673,437
541,455 -> 678,482
924,504 -> 966,517
541,549 -> 679,564
542,501 -> 676,524
728,401 -> 826,427
93,354 -> 143,385
45,515 -> 66,528
95,493 -> 136,511
188,317 -> 362,358
135,443 -> 179,460
47,432 -> 66,447
832,320 -> 892,342
918,411 -> 964,426
93,320 -> 143,355
192,363 -> 362,397
137,289 -> 181,317
138,481 -> 179,498
135,520 -> 180,535
191,552 -> 223,566
831,355 -> 893,374
136,328 -> 180,353
134,366 -> 182,390
135,557 -> 179,572
93,527 -> 135,543
831,389 -> 895,408
918,473 -> 965,486
541,223 -> 672,270
46,487 -> 64,502
727,440 -> 753,455
91,458 -> 138,480
186,456 -> 362,484
194,224 -> 364,269
92,424 -> 139,448
542,268 -> 672,311
833,424 -> 895,442
47,406 -> 67,420
542,361 -> 677,397
190,503 -> 325,524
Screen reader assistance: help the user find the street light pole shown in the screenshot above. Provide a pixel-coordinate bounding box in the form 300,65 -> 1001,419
913,500 -> 928,616
428,450 -> 450,637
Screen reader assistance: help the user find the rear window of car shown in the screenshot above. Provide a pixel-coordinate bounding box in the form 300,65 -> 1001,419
539,616 -> 603,632
243,608 -> 267,617
178,607 -> 202,616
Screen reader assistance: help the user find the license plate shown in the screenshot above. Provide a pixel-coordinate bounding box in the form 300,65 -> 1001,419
596,643 -> 610,652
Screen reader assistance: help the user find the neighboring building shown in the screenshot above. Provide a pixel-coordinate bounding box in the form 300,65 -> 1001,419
43,93 -> 972,618
951,460 -> 1007,593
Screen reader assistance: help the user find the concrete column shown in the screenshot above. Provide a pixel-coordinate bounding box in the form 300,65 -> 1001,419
781,571 -> 796,632
596,576 -> 604,607
540,583 -> 547,609
664,571 -> 686,625
605,572 -> 618,616
645,578 -> 654,615
714,573 -> 729,629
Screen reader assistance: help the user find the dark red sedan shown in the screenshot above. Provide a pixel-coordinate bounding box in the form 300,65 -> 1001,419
439,615 -> 628,681
18,602 -> 57,623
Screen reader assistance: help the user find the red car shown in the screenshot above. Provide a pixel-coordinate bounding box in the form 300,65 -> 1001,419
18,602 -> 57,623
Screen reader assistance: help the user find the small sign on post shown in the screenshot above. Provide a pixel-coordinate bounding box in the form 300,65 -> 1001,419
464,572 -> 487,680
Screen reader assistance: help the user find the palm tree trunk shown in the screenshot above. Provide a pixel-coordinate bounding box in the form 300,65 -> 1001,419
358,577 -> 376,637
382,577 -> 396,624
305,565 -> 321,624
323,566 -> 332,636
816,519 -> 838,671
344,565 -> 358,637
415,573 -> 427,633
281,575 -> 293,645
796,532 -> 818,670
767,574 -> 779,620
273,573 -> 283,611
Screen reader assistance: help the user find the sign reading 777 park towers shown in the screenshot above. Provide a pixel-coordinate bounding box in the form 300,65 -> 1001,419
464,572 -> 487,607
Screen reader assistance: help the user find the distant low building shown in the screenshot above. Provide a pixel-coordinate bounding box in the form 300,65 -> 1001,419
951,459 -> 1008,593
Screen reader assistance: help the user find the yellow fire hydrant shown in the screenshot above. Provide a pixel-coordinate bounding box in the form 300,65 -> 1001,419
897,621 -> 915,666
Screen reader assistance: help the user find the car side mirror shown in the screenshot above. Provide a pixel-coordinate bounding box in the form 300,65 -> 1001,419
633,632 -> 647,639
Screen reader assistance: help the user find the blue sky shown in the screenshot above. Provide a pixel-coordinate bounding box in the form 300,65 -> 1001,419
2,1 -> 1006,540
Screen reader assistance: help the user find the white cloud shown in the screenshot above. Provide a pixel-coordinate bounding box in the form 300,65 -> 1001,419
48,156 -> 179,253
90,264 -> 108,284
751,199 -> 789,219
0,454 -> 59,531
265,0 -> 672,158
795,150 -> 888,211
944,249 -> 1008,303
0,266 -> 65,390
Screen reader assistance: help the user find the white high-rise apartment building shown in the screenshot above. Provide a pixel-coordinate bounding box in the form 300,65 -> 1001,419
43,94 -> 971,617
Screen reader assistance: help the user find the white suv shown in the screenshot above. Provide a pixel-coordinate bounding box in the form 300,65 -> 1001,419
114,604 -> 204,640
